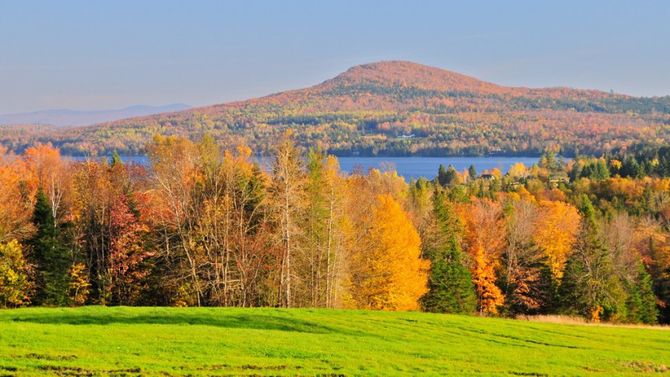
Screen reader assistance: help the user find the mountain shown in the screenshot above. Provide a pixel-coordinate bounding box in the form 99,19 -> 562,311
1,61 -> 669,156
0,104 -> 190,127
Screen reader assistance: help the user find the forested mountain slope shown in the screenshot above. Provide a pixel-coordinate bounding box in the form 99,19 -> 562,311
2,61 -> 669,156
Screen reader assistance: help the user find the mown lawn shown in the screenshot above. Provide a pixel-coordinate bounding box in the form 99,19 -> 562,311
0,306 -> 667,376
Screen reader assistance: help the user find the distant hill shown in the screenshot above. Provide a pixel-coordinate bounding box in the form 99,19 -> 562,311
1,61 -> 669,156
0,104 -> 190,127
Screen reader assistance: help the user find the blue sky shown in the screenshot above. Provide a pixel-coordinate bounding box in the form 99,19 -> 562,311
1,0 -> 668,113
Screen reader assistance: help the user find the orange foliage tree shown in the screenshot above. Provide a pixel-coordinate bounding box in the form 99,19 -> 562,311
461,198 -> 505,314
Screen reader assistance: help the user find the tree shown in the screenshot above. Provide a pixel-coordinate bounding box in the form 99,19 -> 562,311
0,150 -> 33,242
109,194 -> 152,305
620,156 -> 643,178
29,189 -> 71,305
437,164 -> 459,187
624,262 -> 658,324
24,144 -> 70,221
270,132 -> 306,307
0,240 -> 32,307
634,218 -> 670,323
581,159 -> 610,180
302,150 -> 347,307
560,196 -> 626,321
507,163 -> 528,180
146,135 -> 203,306
67,262 -> 90,306
533,201 -> 580,281
502,199 -> 552,315
350,194 -> 428,311
461,199 -> 505,315
468,165 -> 477,181
421,190 -> 476,313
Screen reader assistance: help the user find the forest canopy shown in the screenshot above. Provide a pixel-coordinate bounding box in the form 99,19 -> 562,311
1,135 -> 669,325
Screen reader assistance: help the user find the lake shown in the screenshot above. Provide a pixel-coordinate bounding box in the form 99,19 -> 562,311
66,156 -> 542,180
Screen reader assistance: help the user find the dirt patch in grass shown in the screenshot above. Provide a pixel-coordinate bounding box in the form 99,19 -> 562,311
625,361 -> 669,373
37,365 -> 142,376
21,353 -> 78,361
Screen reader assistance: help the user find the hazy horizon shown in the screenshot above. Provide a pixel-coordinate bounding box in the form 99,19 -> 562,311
1,0 -> 668,113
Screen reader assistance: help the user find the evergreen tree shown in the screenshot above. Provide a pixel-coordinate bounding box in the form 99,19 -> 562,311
421,190 -> 476,313
437,164 -> 459,187
560,195 -> 626,321
110,150 -> 123,167
569,161 -> 583,182
29,189 -> 71,305
437,164 -> 448,186
624,262 -> 659,324
620,156 -> 642,178
468,165 -> 477,180
580,160 -> 610,180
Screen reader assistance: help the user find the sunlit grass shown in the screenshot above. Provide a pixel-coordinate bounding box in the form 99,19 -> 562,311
0,306 -> 668,376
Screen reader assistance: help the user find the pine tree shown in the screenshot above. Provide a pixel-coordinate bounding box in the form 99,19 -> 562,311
29,189 -> 71,305
625,262 -> 659,324
110,150 -> 123,167
437,165 -> 459,187
468,165 -> 477,181
421,191 -> 476,313
560,195 -> 626,321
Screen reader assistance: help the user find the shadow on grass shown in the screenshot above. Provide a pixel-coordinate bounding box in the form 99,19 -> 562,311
10,311 -> 356,335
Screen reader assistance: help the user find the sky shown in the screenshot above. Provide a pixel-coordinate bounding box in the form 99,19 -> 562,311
1,0 -> 668,113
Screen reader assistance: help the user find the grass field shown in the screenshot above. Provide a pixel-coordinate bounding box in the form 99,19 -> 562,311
0,307 -> 668,376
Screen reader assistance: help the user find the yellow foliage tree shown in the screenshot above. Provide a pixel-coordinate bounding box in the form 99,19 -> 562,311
533,200 -> 581,280
351,194 -> 428,311
0,240 -> 32,308
507,162 -> 528,179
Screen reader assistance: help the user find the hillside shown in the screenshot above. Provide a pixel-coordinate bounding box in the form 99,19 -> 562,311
1,61 -> 669,156
0,307 -> 667,376
0,104 -> 190,128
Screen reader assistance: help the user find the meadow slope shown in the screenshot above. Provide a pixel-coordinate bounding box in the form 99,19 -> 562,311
0,307 -> 668,376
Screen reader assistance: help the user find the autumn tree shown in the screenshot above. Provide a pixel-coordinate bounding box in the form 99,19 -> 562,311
109,194 -> 152,305
350,194 -> 428,311
533,200 -> 580,281
270,133 -> 306,307
301,150 -> 347,307
633,217 -> 670,323
0,148 -> 33,242
67,262 -> 90,306
24,144 -> 70,221
0,240 -> 32,307
501,198 -> 552,315
146,135 -> 203,306
461,198 -> 505,315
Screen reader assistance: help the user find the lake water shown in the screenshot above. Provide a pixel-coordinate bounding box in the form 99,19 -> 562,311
333,157 -> 539,180
67,156 -> 541,180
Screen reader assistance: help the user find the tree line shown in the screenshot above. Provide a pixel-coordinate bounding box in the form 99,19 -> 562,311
0,137 -> 668,324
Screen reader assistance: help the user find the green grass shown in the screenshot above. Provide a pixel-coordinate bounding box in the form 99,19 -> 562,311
0,307 -> 668,376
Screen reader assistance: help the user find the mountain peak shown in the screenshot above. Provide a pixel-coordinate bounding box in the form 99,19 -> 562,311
323,60 -> 507,94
